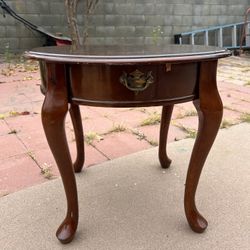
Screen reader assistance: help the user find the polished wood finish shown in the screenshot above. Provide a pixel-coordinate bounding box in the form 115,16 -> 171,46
159,105 -> 174,169
26,45 -> 231,244
69,103 -> 85,173
185,60 -> 223,233
26,44 -> 230,64
69,63 -> 198,107
41,63 -> 78,243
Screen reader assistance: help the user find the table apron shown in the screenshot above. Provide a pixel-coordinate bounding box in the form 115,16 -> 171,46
68,63 -> 199,107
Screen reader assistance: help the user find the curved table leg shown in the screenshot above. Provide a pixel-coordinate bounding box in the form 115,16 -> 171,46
42,63 -> 78,244
159,105 -> 174,168
69,103 -> 85,173
184,60 -> 223,233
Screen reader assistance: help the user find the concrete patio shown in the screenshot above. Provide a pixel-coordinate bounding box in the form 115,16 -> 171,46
0,123 -> 249,249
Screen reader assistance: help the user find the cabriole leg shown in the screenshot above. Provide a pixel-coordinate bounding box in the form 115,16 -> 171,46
159,105 -> 174,168
69,103 -> 85,173
184,61 -> 223,233
41,63 -> 78,244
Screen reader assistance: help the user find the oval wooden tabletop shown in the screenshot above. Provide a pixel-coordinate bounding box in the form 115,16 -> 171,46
25,44 -> 231,64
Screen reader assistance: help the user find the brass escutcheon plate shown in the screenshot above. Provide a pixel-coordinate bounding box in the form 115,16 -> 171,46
119,69 -> 154,93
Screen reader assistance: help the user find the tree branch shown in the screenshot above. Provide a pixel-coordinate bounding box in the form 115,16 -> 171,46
65,0 -> 100,47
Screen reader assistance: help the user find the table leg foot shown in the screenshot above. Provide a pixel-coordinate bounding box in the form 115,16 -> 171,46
42,63 -> 79,244
184,60 -> 223,234
56,216 -> 77,244
69,103 -> 85,173
159,105 -> 174,168
185,209 -> 208,233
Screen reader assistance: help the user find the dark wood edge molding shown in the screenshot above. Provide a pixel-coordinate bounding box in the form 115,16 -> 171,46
24,51 -> 231,64
71,95 -> 196,107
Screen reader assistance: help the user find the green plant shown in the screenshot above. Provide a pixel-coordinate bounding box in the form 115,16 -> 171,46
108,123 -> 126,133
220,119 -> 235,129
244,81 -> 250,86
140,112 -> 161,126
148,139 -> 158,146
0,114 -> 6,119
240,113 -> 250,123
152,26 -> 164,45
184,110 -> 197,117
131,129 -> 146,140
4,43 -> 11,65
27,152 -> 55,180
177,124 -> 197,139
0,111 -> 30,119
84,131 -> 103,144
185,128 -> 197,139
175,110 -> 197,119
41,163 -> 54,179
175,113 -> 185,119
27,151 -> 39,165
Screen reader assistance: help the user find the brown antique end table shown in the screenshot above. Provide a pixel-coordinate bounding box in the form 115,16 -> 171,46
26,44 -> 231,244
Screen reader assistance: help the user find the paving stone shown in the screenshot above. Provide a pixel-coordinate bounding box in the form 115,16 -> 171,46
173,116 -> 198,131
224,90 -> 250,103
17,130 -> 48,151
220,92 -> 239,109
0,154 -> 45,193
94,132 -> 152,160
140,106 -> 162,114
5,114 -> 42,134
106,109 -> 149,129
68,142 -> 108,168
219,82 -> 250,94
0,102 -> 42,114
91,107 -> 134,117
80,106 -> 104,119
0,134 -> 26,160
0,72 -> 40,84
32,142 -> 108,177
175,102 -> 196,115
0,120 -> 11,136
82,116 -> 118,135
229,100 -> 250,114
223,109 -> 242,124
172,105 -> 186,119
138,123 -> 187,143
0,82 -> 18,99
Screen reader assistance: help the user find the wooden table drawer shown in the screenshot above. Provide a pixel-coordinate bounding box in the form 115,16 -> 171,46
69,63 -> 198,107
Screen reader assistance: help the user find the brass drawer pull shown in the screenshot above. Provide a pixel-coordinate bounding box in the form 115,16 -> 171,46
120,69 -> 154,92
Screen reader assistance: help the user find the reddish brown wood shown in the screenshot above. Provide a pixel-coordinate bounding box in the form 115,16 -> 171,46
69,103 -> 85,173
26,45 -> 231,244
184,60 -> 223,233
41,63 -> 78,243
159,105 -> 174,168
69,63 -> 197,107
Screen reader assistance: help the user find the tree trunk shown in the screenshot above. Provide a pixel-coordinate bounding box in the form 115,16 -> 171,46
65,0 -> 100,48
65,0 -> 80,48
